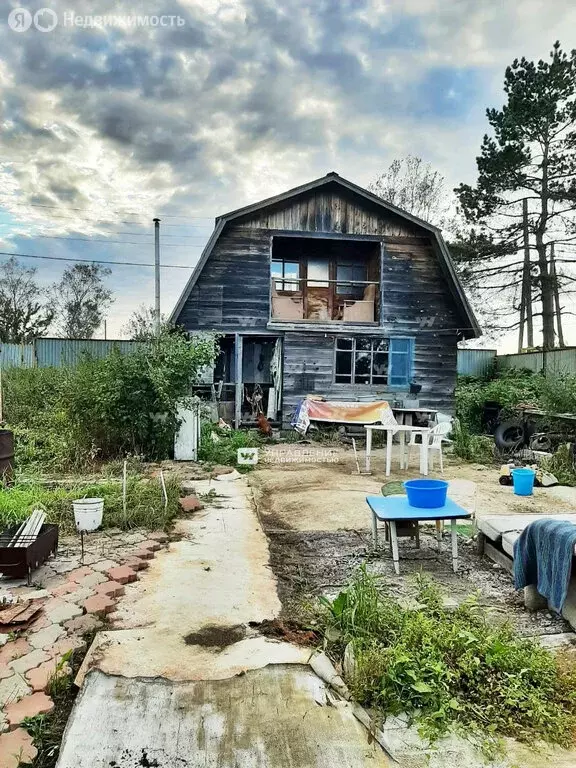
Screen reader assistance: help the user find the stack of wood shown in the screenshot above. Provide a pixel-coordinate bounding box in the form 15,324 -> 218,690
0,599 -> 45,630
8,509 -> 46,547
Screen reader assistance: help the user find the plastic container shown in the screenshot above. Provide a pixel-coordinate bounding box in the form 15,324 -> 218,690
73,498 -> 104,532
511,468 -> 536,497
403,479 -> 449,508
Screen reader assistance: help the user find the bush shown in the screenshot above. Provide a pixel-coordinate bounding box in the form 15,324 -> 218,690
541,443 -> 576,486
451,420 -> 494,464
2,330 -> 217,469
319,568 -> 576,749
198,425 -> 262,469
539,371 -> 576,415
456,368 -> 543,433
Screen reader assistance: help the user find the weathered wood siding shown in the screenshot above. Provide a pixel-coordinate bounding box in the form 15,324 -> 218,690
177,182 -> 465,421
239,185 -> 420,237
177,228 -> 271,330
281,329 -> 458,425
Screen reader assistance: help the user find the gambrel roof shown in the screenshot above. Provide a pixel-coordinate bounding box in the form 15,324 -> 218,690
170,171 -> 480,337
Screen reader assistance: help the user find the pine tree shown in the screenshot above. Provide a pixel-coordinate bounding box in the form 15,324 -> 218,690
455,42 -> 576,349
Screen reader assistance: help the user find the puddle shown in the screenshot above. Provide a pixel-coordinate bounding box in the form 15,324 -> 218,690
183,624 -> 246,648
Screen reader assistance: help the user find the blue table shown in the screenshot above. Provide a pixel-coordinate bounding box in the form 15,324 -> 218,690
366,495 -> 471,574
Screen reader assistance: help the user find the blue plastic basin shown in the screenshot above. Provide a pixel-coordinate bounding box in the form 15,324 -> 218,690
403,479 -> 449,508
512,468 -> 536,497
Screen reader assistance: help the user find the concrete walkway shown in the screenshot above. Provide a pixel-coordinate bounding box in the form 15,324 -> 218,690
57,476 -> 391,767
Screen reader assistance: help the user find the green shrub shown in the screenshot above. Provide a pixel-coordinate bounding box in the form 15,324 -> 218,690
538,371 -> 576,414
198,425 -> 261,469
451,420 -> 495,464
456,368 -> 543,433
541,443 -> 576,486
319,568 -> 576,749
2,330 -> 217,469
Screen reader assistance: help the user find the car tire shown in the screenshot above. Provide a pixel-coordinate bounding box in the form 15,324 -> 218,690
494,420 -> 525,450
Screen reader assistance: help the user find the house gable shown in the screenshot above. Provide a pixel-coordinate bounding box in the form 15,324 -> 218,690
170,172 -> 480,339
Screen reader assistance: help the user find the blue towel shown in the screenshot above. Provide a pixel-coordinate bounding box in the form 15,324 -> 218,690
513,519 -> 576,612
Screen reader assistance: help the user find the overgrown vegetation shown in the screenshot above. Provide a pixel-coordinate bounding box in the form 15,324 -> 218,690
456,367 -> 544,434
0,475 -> 180,533
319,568 -> 576,750
198,424 -> 263,470
451,420 -> 494,464
456,367 -> 576,432
2,330 -> 217,470
541,443 -> 576,487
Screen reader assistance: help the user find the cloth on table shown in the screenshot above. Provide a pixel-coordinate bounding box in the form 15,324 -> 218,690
291,398 -> 393,435
513,518 -> 576,612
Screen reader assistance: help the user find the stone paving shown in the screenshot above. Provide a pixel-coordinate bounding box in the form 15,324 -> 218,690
0,527 -> 169,767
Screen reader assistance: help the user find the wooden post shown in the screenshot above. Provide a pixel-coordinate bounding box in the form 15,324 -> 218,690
522,198 -> 534,348
550,243 -> 565,347
234,333 -> 243,429
122,460 -> 127,526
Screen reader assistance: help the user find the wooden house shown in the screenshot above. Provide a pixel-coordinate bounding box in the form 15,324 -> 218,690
170,172 -> 480,427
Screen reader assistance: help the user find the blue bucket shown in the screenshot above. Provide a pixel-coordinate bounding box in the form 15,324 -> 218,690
403,479 -> 449,508
512,468 -> 536,496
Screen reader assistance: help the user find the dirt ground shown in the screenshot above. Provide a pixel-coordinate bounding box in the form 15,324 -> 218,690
250,444 -> 576,638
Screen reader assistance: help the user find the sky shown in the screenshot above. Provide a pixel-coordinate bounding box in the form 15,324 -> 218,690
0,0 -> 575,349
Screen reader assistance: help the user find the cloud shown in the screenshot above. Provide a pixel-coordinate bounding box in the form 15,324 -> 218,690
0,0 -> 575,340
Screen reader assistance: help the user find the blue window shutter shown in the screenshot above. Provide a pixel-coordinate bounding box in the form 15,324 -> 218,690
388,337 -> 414,387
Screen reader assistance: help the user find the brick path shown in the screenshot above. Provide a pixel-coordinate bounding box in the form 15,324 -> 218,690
0,528 -> 168,768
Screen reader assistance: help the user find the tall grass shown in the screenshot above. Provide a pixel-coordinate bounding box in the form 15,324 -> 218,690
0,476 -> 180,534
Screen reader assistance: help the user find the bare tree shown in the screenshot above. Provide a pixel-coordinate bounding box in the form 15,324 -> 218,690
123,304 -> 168,341
369,155 -> 454,227
0,257 -> 53,342
52,263 -> 113,339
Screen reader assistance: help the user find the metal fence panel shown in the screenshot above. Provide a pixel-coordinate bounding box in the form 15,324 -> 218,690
35,339 -> 141,368
497,349 -> 576,376
457,349 -> 497,377
0,343 -> 35,368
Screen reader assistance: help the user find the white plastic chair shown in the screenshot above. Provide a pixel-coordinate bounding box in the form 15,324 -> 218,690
406,420 -> 453,472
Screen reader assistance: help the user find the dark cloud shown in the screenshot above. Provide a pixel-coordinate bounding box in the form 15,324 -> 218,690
0,0 -> 573,228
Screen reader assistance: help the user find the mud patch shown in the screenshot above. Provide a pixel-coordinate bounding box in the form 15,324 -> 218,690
183,624 -> 246,648
109,748 -> 187,767
267,527 -> 571,638
250,618 -> 319,646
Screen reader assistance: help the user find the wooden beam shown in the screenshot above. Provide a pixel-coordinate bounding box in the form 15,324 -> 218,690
234,333 -> 243,429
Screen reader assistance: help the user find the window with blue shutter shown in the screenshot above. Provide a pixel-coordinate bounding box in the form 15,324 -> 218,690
333,336 -> 414,386
388,337 -> 415,387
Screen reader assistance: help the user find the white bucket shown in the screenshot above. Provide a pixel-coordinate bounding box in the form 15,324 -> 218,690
73,498 -> 104,532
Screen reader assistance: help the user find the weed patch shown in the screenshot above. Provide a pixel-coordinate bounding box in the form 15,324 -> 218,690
541,443 -> 576,486
451,421 -> 495,464
198,425 -> 263,470
318,567 -> 576,750
0,476 -> 180,533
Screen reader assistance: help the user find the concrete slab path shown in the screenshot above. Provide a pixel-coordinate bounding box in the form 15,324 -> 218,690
58,477 -> 390,767
58,667 -> 388,768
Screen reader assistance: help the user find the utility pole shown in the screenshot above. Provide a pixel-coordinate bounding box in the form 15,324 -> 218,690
153,218 -> 161,337
521,198 -> 534,349
103,320 -> 107,340
550,242 -> 565,347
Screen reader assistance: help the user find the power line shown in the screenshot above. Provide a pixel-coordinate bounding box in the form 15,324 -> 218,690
0,250 -> 194,269
0,198 -> 214,220
10,230 -> 210,239
13,234 -> 204,247
4,213 -> 214,229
